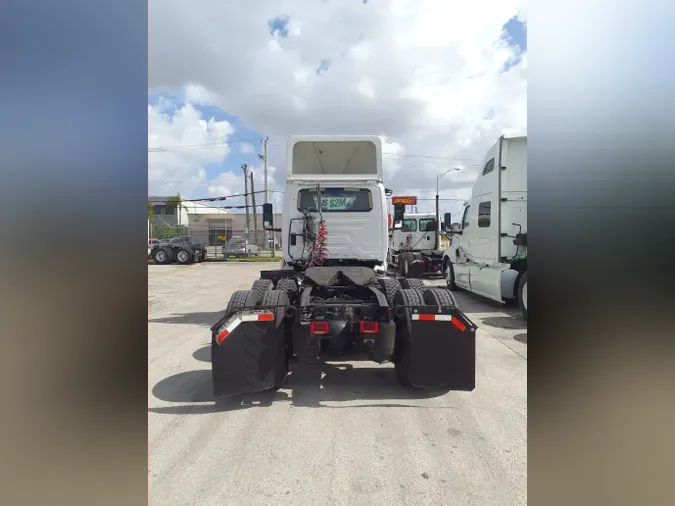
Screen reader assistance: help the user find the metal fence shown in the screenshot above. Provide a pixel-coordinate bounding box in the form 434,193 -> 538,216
149,220 -> 281,260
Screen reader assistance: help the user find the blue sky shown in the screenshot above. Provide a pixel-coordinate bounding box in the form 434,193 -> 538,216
149,14 -> 527,199
149,91 -> 266,193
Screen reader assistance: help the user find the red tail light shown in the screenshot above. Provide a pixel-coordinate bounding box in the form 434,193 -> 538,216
310,322 -> 329,335
239,244 -> 246,249
359,321 -> 379,334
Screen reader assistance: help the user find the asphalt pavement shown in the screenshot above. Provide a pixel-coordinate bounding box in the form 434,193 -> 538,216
149,263 -> 527,506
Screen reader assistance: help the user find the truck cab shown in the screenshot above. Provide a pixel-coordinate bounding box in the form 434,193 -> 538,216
389,213 -> 438,252
280,135 -> 388,270
443,135 -> 528,319
387,212 -> 446,276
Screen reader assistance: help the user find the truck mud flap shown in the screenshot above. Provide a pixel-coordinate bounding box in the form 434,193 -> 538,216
406,308 -> 476,390
211,311 -> 288,397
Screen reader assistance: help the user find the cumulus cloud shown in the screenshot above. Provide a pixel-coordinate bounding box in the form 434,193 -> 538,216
148,102 -> 234,195
149,0 -> 527,219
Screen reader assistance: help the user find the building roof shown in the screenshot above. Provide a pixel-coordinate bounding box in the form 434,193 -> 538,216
149,196 -> 228,214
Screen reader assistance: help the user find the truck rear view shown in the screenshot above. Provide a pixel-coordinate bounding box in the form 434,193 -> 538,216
210,135 -> 478,400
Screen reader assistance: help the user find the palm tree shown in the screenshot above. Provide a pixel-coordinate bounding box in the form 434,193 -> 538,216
167,194 -> 184,227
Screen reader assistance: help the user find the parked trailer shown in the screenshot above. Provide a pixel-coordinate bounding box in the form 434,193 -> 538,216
210,135 -> 477,397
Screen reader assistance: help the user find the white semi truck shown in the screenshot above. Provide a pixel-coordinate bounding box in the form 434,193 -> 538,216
442,135 -> 528,319
210,135 -> 477,398
387,212 -> 446,277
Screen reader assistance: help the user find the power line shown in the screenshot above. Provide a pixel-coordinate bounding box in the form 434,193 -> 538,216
148,137 -> 261,152
149,136 -> 483,164
149,189 -> 284,204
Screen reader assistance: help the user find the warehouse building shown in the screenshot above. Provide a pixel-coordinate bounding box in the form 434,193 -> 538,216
149,196 -> 281,247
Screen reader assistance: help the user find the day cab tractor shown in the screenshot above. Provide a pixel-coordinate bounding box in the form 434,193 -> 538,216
387,211 -> 446,278
210,135 -> 477,398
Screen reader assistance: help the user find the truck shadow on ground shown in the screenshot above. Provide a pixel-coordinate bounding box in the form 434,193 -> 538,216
192,345 -> 211,363
149,363 -> 459,415
151,311 -> 225,327
480,316 -> 527,330
513,333 -> 527,344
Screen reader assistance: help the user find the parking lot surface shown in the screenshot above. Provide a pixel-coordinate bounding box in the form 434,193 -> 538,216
149,263 -> 527,506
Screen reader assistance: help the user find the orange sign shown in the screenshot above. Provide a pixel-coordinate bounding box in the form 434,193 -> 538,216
392,196 -> 417,205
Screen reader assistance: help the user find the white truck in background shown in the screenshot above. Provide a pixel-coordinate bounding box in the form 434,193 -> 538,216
442,135 -> 528,319
387,212 -> 445,277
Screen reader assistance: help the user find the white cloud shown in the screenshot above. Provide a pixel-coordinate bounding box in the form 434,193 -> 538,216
148,101 -> 234,196
149,0 -> 527,204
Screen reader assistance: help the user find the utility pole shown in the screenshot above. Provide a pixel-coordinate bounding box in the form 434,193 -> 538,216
250,171 -> 258,248
242,163 -> 250,242
263,137 -> 269,204
262,136 -> 272,257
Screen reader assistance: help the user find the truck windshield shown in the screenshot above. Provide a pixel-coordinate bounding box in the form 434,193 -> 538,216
297,187 -> 372,212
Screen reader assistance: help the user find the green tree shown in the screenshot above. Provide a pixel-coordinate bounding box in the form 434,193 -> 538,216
167,193 -> 184,226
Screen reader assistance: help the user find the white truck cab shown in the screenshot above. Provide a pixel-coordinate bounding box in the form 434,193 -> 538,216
279,135 -> 389,270
389,212 -> 438,253
443,135 -> 528,319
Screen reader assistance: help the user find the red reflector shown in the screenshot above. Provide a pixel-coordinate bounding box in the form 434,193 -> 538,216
417,314 -> 436,321
258,313 -> 274,321
216,330 -> 229,344
310,321 -> 329,335
451,318 -> 467,332
359,321 -> 379,334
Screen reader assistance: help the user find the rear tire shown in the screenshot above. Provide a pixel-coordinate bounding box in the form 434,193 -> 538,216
400,278 -> 425,291
276,278 -> 299,302
393,288 -> 425,386
518,272 -> 528,320
377,277 -> 402,306
252,279 -> 275,299
153,246 -> 174,265
175,247 -> 193,265
422,287 -> 457,308
225,289 -> 255,314
443,258 -> 458,290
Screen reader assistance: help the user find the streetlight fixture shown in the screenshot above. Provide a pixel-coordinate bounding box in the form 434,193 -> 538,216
435,167 -> 462,249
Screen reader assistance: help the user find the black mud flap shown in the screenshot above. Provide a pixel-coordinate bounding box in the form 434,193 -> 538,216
211,311 -> 287,397
407,309 -> 476,390
407,260 -> 426,278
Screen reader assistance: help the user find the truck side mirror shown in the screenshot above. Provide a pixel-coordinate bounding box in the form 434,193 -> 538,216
393,203 -> 405,229
262,203 -> 274,230
444,213 -> 452,227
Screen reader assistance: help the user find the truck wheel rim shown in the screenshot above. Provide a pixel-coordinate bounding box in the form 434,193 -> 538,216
156,251 -> 166,262
177,251 -> 188,262
522,281 -> 528,310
